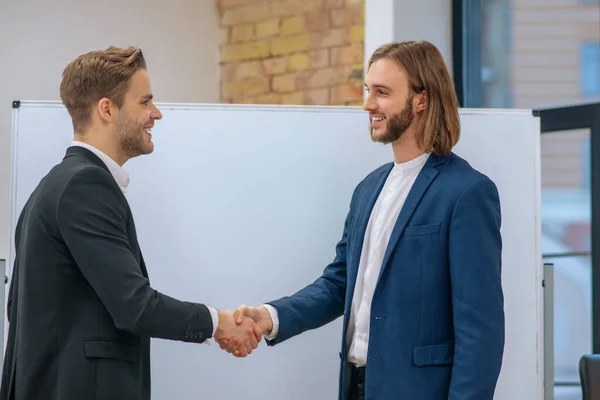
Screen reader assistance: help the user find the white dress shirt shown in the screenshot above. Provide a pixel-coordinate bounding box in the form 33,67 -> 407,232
70,141 -> 219,336
71,141 -> 130,193
264,153 -> 430,365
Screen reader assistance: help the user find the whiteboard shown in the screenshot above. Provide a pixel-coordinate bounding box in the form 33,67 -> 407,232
9,102 -> 542,399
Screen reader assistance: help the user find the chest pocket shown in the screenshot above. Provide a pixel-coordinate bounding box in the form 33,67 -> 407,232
403,222 -> 441,237
384,222 -> 442,299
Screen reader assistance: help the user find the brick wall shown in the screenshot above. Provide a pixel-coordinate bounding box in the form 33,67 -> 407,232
216,0 -> 365,105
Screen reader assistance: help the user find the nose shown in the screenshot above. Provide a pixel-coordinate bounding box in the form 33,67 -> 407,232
151,103 -> 163,120
363,93 -> 376,112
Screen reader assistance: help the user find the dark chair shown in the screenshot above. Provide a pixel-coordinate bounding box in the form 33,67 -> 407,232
580,354 -> 600,399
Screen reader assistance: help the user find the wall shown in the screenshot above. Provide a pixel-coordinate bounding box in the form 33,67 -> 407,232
511,0 -> 600,109
216,0 -> 365,105
364,0 -> 453,78
391,0 -> 453,68
0,0 -> 220,262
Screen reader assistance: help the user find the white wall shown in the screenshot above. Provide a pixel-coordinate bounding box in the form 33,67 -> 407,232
365,0 -> 453,74
0,0 -> 220,262
0,0 -> 454,273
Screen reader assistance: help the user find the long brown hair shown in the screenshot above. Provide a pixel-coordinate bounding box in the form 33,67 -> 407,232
60,46 -> 147,133
369,41 -> 460,155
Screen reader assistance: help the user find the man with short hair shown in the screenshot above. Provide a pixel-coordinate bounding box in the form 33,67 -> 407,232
0,46 -> 261,400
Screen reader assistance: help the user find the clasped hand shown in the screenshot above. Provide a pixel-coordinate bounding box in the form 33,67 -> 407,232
215,305 -> 273,358
213,309 -> 263,357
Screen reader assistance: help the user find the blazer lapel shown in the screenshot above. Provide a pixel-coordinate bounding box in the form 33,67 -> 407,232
345,163 -> 393,308
376,153 -> 448,285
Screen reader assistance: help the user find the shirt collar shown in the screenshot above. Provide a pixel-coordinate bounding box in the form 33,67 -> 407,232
393,152 -> 431,170
70,141 -> 130,193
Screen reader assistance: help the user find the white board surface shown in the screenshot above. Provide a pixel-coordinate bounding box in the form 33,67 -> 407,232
9,102 -> 542,399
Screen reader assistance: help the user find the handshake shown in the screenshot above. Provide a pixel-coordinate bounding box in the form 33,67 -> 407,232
214,305 -> 272,357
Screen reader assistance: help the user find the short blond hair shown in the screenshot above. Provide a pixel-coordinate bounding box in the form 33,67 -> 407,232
60,46 -> 147,133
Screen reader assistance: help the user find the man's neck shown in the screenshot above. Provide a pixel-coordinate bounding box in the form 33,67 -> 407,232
391,131 -> 425,164
74,132 -> 127,166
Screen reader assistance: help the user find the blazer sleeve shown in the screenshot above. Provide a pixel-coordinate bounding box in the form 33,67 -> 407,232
56,166 -> 213,343
448,176 -> 505,399
7,209 -> 26,324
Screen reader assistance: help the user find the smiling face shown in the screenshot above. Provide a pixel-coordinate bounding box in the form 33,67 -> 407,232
114,70 -> 162,158
363,41 -> 461,157
363,58 -> 419,145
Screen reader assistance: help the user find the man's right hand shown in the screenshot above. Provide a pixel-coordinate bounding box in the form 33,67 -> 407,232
214,309 -> 263,357
234,305 -> 273,333
218,305 -> 273,357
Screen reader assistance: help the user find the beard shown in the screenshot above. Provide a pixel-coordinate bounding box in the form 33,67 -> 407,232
370,94 -> 414,144
116,113 -> 153,158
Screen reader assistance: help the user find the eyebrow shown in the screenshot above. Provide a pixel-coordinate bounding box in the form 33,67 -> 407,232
364,83 -> 393,91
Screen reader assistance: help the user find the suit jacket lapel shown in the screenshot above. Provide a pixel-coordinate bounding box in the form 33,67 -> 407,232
345,163 -> 393,309
376,153 -> 448,285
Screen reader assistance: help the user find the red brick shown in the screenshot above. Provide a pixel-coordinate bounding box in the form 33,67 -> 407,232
331,82 -> 363,103
235,61 -> 263,79
309,49 -> 329,68
273,73 -> 298,92
223,4 -> 269,25
306,88 -> 329,105
262,57 -> 288,75
324,0 -> 344,8
222,78 -> 269,99
282,91 -> 305,104
331,44 -> 363,65
305,10 -> 331,31
331,8 -> 362,27
311,28 -> 348,48
298,67 -> 342,89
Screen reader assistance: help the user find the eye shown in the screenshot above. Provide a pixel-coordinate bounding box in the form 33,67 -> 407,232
377,90 -> 388,96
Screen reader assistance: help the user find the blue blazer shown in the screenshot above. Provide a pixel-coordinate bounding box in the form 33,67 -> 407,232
266,152 -> 504,400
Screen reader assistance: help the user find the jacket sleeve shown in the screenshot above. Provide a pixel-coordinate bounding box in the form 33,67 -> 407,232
56,166 -> 213,343
448,176 -> 505,399
7,209 -> 26,324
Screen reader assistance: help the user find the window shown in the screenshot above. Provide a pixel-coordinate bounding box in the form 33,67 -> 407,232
581,43 -> 600,97
452,0 -> 512,108
542,128 -> 591,400
454,0 -> 600,109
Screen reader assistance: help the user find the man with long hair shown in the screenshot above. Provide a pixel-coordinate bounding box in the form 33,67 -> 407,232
223,41 -> 504,400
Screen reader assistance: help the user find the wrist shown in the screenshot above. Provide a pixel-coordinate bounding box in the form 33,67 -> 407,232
257,305 -> 273,333
215,309 -> 232,336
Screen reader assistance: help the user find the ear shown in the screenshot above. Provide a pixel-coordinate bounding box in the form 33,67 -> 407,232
414,90 -> 428,113
96,98 -> 116,123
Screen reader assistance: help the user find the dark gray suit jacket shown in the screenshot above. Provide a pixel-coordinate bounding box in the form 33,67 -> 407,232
0,146 -> 212,400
